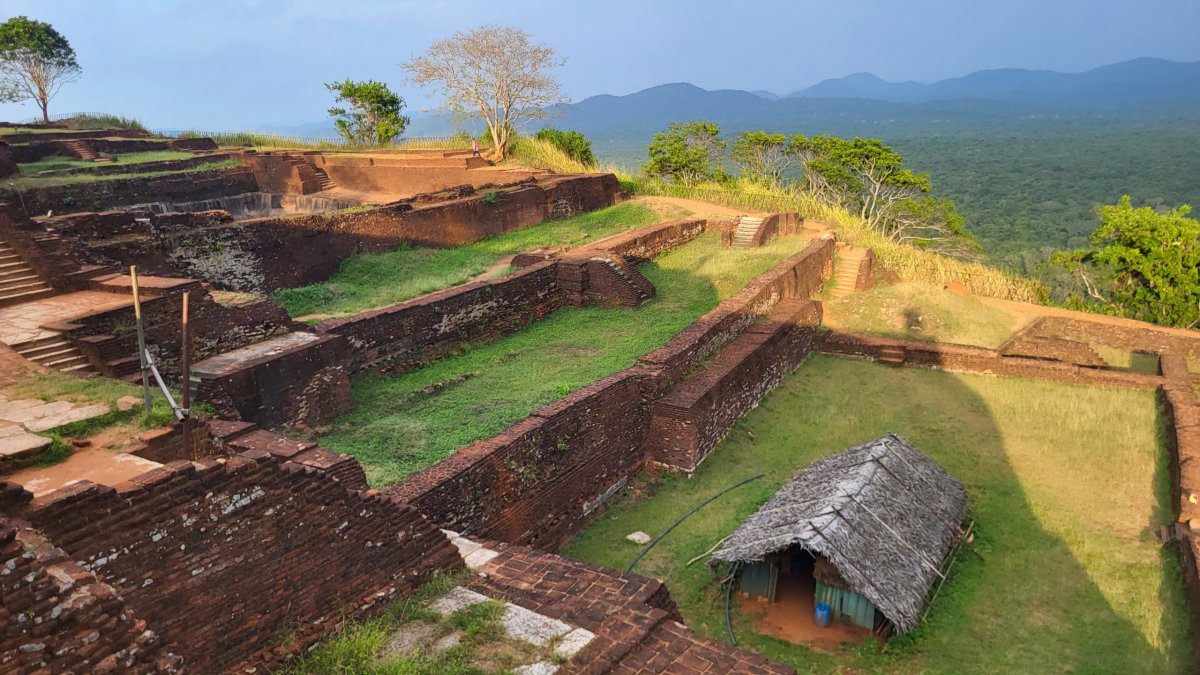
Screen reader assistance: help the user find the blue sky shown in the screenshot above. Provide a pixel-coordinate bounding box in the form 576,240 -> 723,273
1,0 -> 1198,130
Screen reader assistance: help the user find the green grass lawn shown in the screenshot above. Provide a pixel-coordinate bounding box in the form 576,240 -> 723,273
274,202 -> 662,319
8,159 -> 237,189
564,355 -> 1189,673
319,232 -> 807,485
823,281 -> 1028,349
17,150 -> 195,175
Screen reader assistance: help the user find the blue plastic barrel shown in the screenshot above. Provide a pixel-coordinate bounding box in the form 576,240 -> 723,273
814,602 -> 832,628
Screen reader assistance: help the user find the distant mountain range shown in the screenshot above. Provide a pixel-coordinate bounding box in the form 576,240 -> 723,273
283,58 -> 1200,145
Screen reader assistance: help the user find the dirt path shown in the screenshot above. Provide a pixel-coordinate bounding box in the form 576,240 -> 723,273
466,255 -> 517,284
632,195 -> 763,219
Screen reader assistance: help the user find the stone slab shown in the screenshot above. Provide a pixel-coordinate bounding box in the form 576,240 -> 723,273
502,603 -> 572,647
428,587 -> 490,617
24,403 -> 111,433
0,429 -> 51,459
514,664 -> 559,675
554,627 -> 596,660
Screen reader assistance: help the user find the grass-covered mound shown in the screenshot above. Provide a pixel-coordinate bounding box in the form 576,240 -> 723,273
275,202 -> 660,319
565,355 -> 1189,673
319,231 -> 807,485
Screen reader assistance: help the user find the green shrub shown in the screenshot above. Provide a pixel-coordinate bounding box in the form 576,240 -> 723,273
534,128 -> 595,166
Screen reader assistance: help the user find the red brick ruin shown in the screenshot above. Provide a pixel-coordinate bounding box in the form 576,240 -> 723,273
4,129 -> 1200,672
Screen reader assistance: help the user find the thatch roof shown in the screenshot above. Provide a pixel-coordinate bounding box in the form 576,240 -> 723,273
710,434 -> 967,633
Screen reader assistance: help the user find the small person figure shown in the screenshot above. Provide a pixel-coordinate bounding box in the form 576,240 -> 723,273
471,138 -> 480,157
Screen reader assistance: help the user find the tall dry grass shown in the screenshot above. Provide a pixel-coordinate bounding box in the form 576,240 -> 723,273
626,178 -> 1047,304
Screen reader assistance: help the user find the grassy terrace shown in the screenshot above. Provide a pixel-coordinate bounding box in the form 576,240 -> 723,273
823,282 -> 1029,349
274,202 -> 661,319
564,356 -> 1189,674
319,231 -> 807,485
9,158 -> 238,188
17,150 -> 195,175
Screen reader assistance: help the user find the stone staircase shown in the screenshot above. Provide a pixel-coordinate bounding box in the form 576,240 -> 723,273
11,335 -> 95,376
0,239 -> 53,306
878,345 -> 907,366
63,139 -> 98,161
591,256 -> 654,307
311,166 -> 336,191
831,246 -> 870,298
732,216 -> 764,249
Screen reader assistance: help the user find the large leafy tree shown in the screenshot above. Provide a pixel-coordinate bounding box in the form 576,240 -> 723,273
794,135 -> 932,231
403,26 -> 566,160
325,79 -> 409,145
644,120 -> 728,186
1053,196 -> 1200,327
730,130 -> 792,187
0,17 -> 80,123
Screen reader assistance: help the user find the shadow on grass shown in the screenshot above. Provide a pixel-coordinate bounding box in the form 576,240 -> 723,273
563,355 -> 1190,673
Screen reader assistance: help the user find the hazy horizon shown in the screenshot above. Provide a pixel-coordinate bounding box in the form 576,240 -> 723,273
0,0 -> 1198,130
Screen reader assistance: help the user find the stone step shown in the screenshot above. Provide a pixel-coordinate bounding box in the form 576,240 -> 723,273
20,343 -> 75,361
40,353 -> 90,370
0,287 -> 53,304
0,274 -> 42,289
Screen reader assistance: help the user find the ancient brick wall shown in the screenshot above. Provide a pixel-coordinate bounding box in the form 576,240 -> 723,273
5,455 -> 460,673
591,217 -> 706,263
645,300 -> 821,472
813,331 -> 1166,390
47,154 -> 234,178
242,153 -> 320,194
639,235 -> 835,397
751,212 -> 802,247
391,370 -> 650,551
10,166 -> 258,215
1156,383 -> 1200,664
0,142 -> 16,178
0,517 -> 178,674
192,332 -> 354,429
321,156 -> 538,197
319,261 -> 563,374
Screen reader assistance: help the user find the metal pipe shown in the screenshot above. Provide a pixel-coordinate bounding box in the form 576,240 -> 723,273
626,473 -> 765,573
130,266 -> 153,411
144,350 -> 184,420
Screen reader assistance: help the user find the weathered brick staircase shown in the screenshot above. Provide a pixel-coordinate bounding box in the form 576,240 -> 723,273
311,166 -> 336,191
10,335 -> 95,375
63,139 -> 98,161
732,215 -> 765,249
0,239 -> 53,306
592,256 -> 654,306
831,246 -> 870,298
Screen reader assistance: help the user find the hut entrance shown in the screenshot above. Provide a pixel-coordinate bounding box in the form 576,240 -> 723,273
736,547 -> 875,649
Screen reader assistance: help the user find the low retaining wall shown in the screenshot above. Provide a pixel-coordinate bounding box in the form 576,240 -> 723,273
646,299 -> 821,472
591,217 -> 706,262
317,153 -> 537,197
389,235 -> 838,548
8,166 -> 257,215
2,455 -> 460,673
318,261 -> 563,374
638,235 -> 835,396
57,174 -> 619,294
1156,383 -> 1200,663
392,370 -> 650,551
813,331 -> 1166,390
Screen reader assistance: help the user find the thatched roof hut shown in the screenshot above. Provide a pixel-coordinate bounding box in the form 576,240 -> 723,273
710,434 -> 968,633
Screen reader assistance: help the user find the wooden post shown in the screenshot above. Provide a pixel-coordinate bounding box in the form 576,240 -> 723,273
181,291 -> 192,459
130,266 -> 153,411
